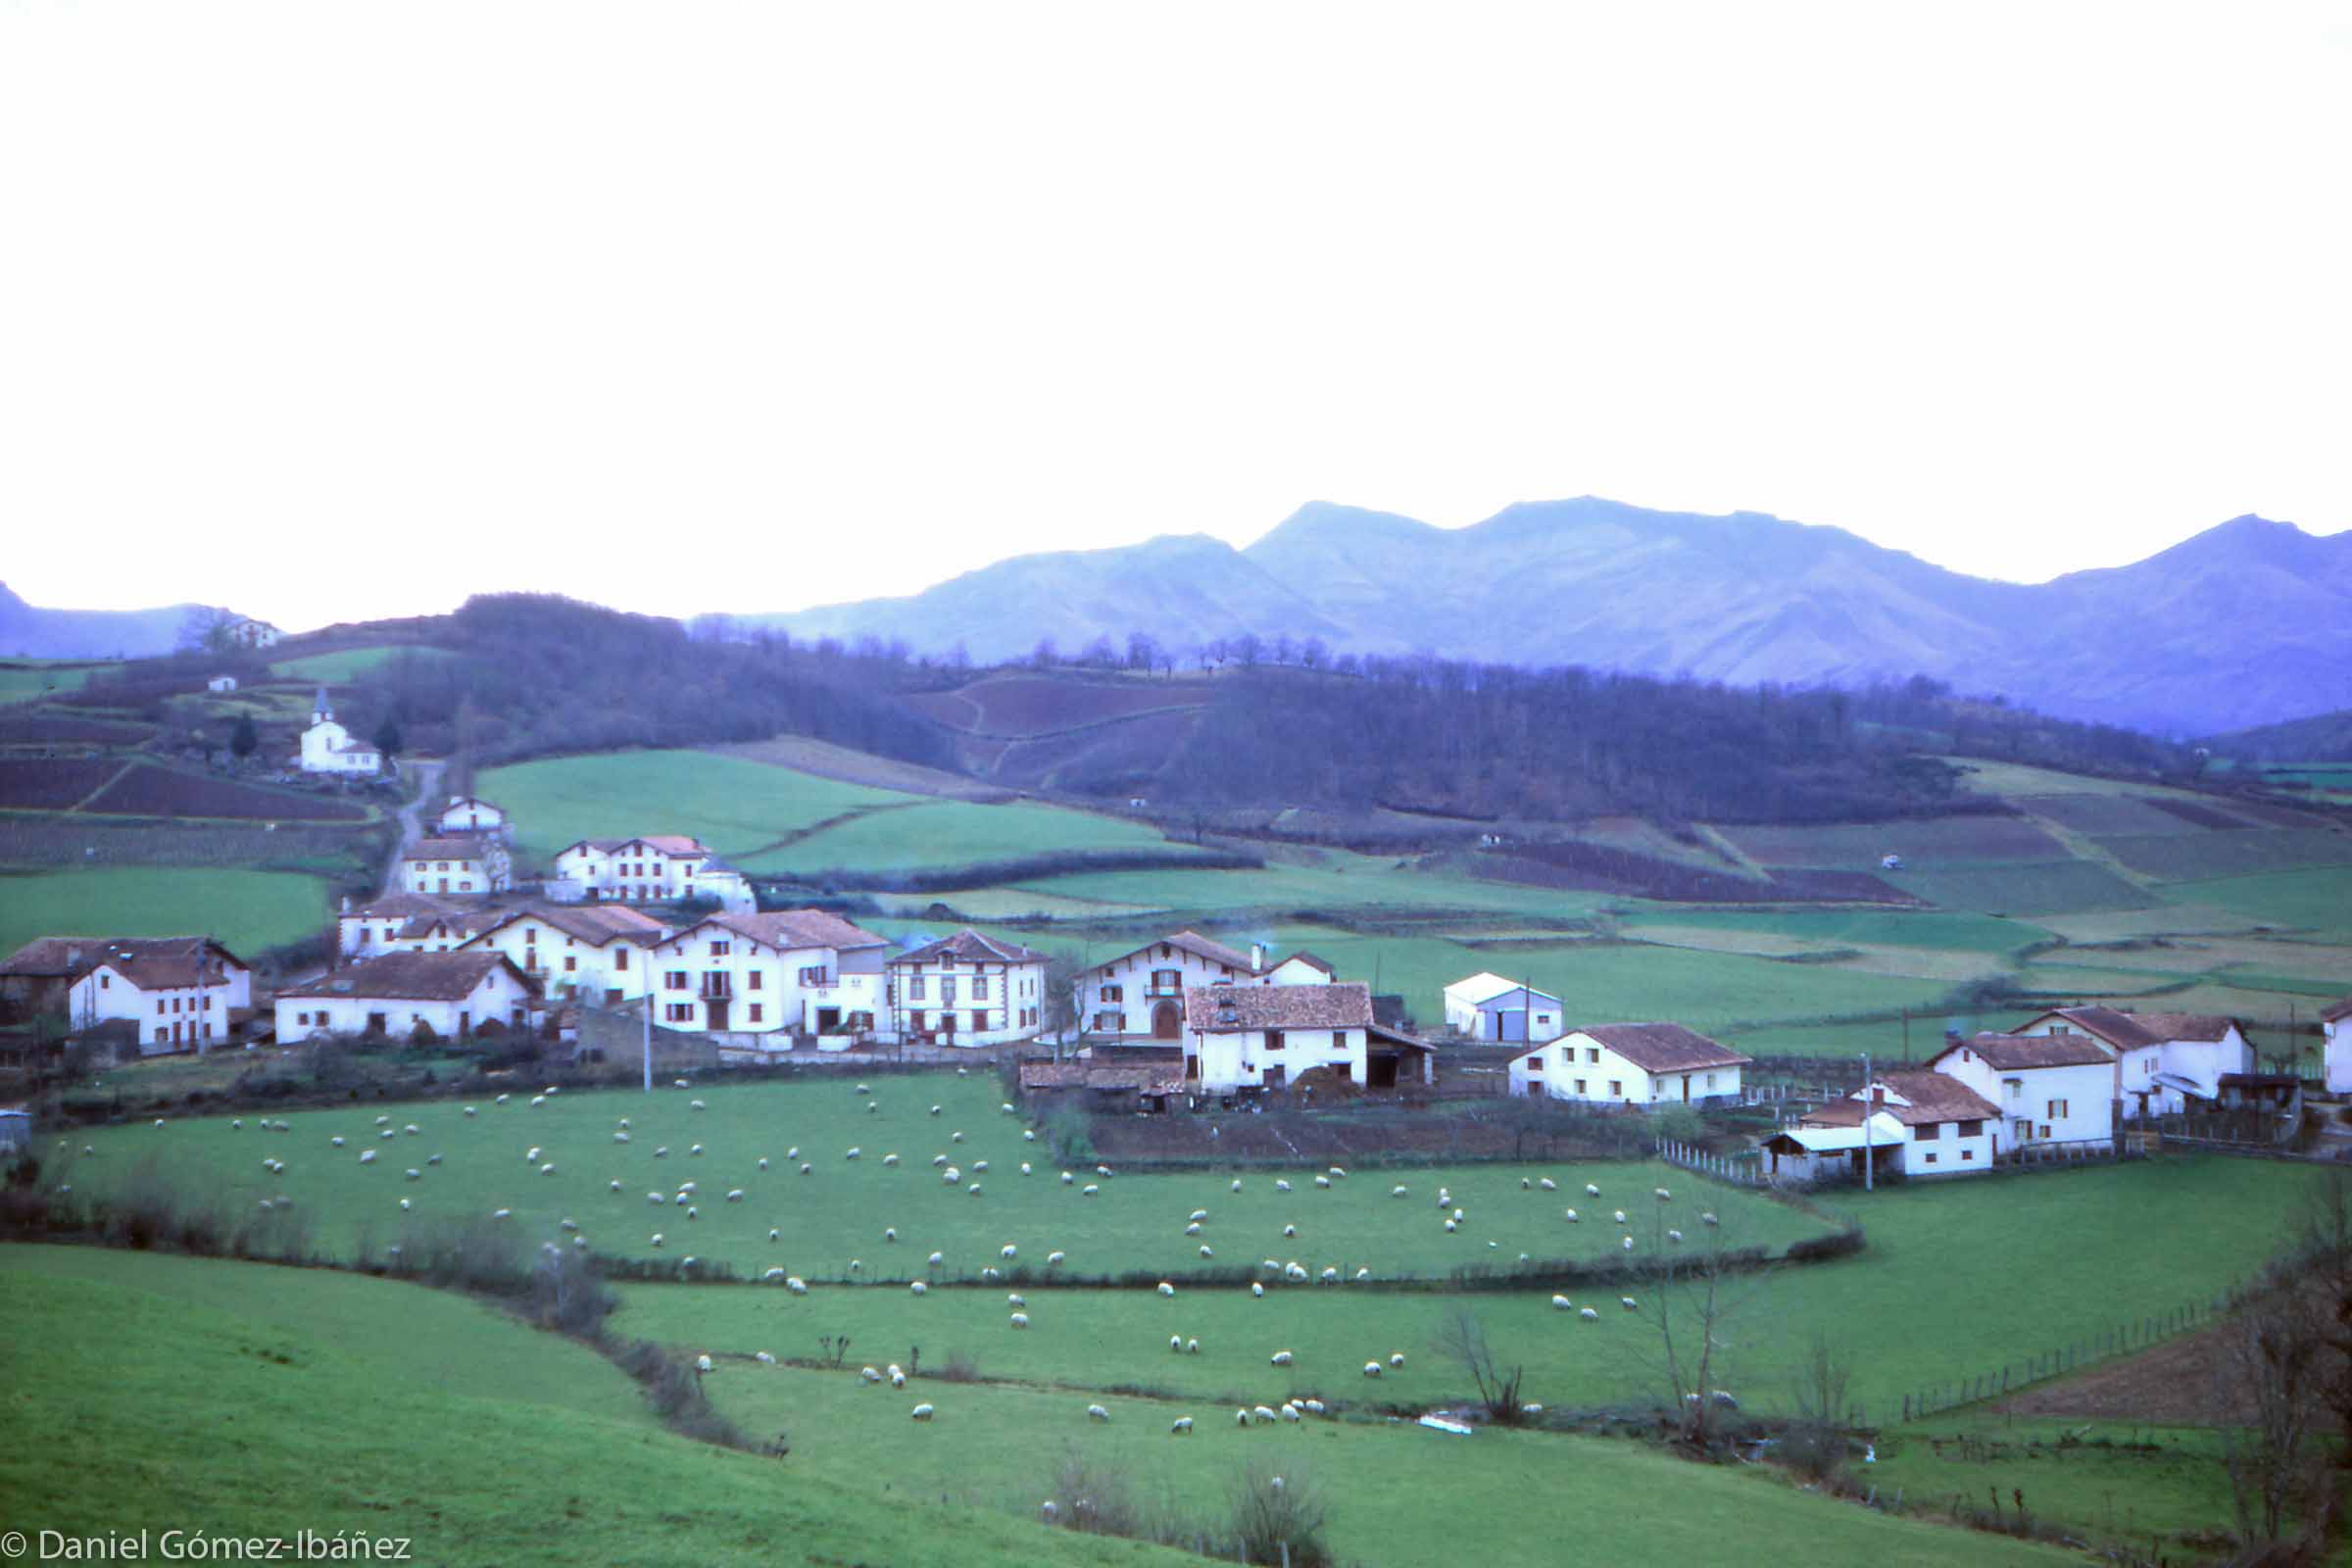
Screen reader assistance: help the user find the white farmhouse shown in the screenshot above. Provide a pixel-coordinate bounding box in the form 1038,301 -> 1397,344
1259,952 -> 1339,986
1927,1032 -> 2115,1150
1075,931 -> 1264,1040
2328,996 -> 2352,1095
2013,1005 -> 2252,1119
224,617 -> 280,650
1507,1022 -> 1749,1107
336,893 -> 466,960
398,835 -> 513,897
206,674 -> 238,693
0,936 -> 252,1054
1181,981 -> 1373,1092
646,909 -> 892,1038
434,795 -> 509,836
296,688 -> 380,776
1444,972 -> 1564,1043
550,835 -> 755,911
276,952 -> 538,1043
883,929 -> 1050,1047
455,904 -> 669,1004
1776,1070 -> 2002,1180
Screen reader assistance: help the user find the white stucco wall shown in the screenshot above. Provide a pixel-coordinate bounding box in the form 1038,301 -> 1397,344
459,922 -> 654,1003
276,969 -> 532,1042
436,801 -> 507,834
1935,1052 -> 2114,1148
298,718 -> 379,775
1188,1025 -> 1366,1091
886,955 -> 1047,1046
1079,944 -> 1253,1037
1507,1032 -> 1740,1104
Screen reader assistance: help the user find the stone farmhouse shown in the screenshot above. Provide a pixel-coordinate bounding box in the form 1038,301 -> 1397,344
296,688 -> 380,776
399,835 -> 514,898
276,952 -> 537,1043
2013,1005 -> 2254,1119
0,936 -> 252,1054
883,929 -> 1050,1047
1507,1023 -> 1750,1108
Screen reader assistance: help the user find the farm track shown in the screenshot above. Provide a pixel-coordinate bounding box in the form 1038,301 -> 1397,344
2018,810 -> 2163,892
66,760 -> 137,812
735,800 -> 925,860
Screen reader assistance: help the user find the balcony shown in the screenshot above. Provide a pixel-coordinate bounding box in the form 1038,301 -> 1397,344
699,975 -> 734,1000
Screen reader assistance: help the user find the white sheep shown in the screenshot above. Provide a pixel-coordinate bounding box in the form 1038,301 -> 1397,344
1019,1162 -> 1033,1175
910,1402 -> 935,1421
398,1198 -> 412,1211
1186,1338 -> 1200,1354
655,1147 -> 669,1158
1251,1283 -> 1265,1298
1275,1179 -> 1291,1192
692,1099 -> 707,1111
1157,1281 -> 1175,1298
787,1277 -> 808,1295
649,1192 -> 665,1205
730,1190 -> 747,1203
1199,1245 -> 1214,1257
1579,1306 -> 1599,1322
696,1354 -> 713,1373
530,1096 -> 546,1108
1280,1403 -> 1302,1423
1564,1208 -> 1579,1222
1315,1176 -> 1330,1189
1702,1211 -> 1720,1226
953,1132 -> 965,1144
1444,1218 -> 1458,1233
405,1168 -> 421,1182
1585,1183 -> 1600,1197
1009,1311 -> 1030,1329
1061,1171 -> 1075,1185
787,1147 -> 801,1159
526,1146 -> 542,1162
689,1145 -> 704,1157
1232,1179 -> 1244,1194
930,1104 -> 942,1116
1319,1267 -> 1339,1284
331,1136 -> 347,1148
968,1182 -> 983,1197
1540,1177 -> 1557,1191
882,1153 -> 899,1167
1621,1236 -> 1634,1252
376,1115 -> 391,1127
942,1167 -> 961,1185
1284,1262 -> 1308,1283
1185,1221 -> 1202,1236
1007,1293 -> 1026,1307
1235,1409 -> 1252,1427
1390,1352 -> 1405,1368
428,1153 -> 441,1165
1023,1130 -> 1036,1143
1667,1228 -> 1684,1243
232,1118 -> 243,1130
759,1156 -> 770,1170
1170,1416 -> 1193,1435
1046,1250 -> 1065,1266
1655,1187 -> 1671,1201
1392,1185 -> 1408,1198
1621,1296 -> 1639,1310
359,1150 -> 377,1164
465,1105 -> 478,1117
541,1163 -> 557,1176
846,1147 -> 860,1160
1252,1404 -> 1277,1423
1303,1398 -> 1326,1414
764,1267 -> 787,1282
1551,1295 -> 1574,1310
1283,1224 -> 1297,1238
884,1227 -> 898,1242
1041,1500 -> 1059,1521
909,1279 -> 928,1297
1354,1267 -> 1372,1282
613,1132 -> 631,1144
755,1350 -> 776,1364
1613,1209 -> 1627,1224
800,1164 -> 811,1175
855,1083 -> 869,1095
1085,1404 -> 1110,1423
860,1366 -> 882,1383
492,1208 -> 513,1220
889,1365 -> 906,1387
1083,1184 -> 1100,1197
1001,1243 -> 1018,1260
1362,1361 -> 1382,1378
1270,1349 -> 1293,1366
651,1233 -> 664,1247
612,1181 -> 625,1193
1095,1163 -> 1110,1176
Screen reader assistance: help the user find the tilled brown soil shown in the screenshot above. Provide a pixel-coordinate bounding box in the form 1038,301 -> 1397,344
1995,1321 -> 2249,1426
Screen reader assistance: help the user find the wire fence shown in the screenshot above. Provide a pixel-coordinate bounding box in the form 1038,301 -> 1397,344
1655,1137 -> 1767,1188
1896,1285 -> 2241,1425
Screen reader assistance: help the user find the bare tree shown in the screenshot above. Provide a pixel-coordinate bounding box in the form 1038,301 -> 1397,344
1784,1330 -> 1854,1480
1433,1305 -> 1526,1424
175,606 -> 241,656
2214,1288 -> 2330,1548
1629,1202 -> 1756,1448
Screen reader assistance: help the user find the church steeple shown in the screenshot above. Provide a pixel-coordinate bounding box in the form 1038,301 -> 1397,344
313,686 -> 331,725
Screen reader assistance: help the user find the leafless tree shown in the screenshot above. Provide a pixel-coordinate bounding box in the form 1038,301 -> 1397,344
1433,1305 -> 1526,1424
1784,1330 -> 1854,1480
1628,1202 -> 1758,1448
175,606 -> 241,656
2213,1287 -> 2330,1548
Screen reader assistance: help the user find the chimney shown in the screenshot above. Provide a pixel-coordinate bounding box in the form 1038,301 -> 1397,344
1251,943 -> 1265,973
341,895 -> 352,914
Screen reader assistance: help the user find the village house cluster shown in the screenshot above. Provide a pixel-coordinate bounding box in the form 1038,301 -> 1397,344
7,787 -> 2342,1188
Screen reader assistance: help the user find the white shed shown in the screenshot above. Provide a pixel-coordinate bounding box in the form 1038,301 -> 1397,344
1443,972 -> 1563,1043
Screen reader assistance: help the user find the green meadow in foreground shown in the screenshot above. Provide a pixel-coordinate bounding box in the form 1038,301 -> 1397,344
0,1246 -> 1194,1568
58,1075 -> 1832,1280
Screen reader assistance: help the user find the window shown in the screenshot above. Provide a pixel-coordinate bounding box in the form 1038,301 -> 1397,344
614,949 -> 629,971
2003,1079 -> 2022,1101
2039,1124 -> 2052,1139
1607,1080 -> 1623,1098
1913,1124 -> 1936,1141
564,956 -> 577,973
664,1003 -> 694,1023
1586,1048 -> 1599,1064
797,966 -> 826,986
1526,1055 -> 1544,1072
941,978 -> 957,1004
1923,1152 -> 1937,1165
1962,1150 -> 1975,1161
710,940 -> 730,956
746,971 -> 763,990
911,1010 -> 926,1030
909,977 -> 927,1001
1704,1072 -> 1716,1090
1575,1078 -> 1588,1094
1101,985 -> 1123,1004
665,971 -> 688,991
2047,1099 -> 2070,1119
99,973 -> 110,990
972,978 -> 988,1001
1959,1119 -> 1984,1137
1264,1030 -> 1285,1053
748,1004 -> 763,1023
157,1000 -> 166,1015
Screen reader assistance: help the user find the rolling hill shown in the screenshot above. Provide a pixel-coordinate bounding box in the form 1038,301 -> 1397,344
746,501 -> 2352,736
0,580 -> 217,659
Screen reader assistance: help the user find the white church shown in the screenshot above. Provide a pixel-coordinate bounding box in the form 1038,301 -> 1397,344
298,688 -> 382,776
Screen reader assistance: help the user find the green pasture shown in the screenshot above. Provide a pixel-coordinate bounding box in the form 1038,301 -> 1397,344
269,645 -> 457,683
2159,868 -> 2352,939
738,798 -> 1203,877
1616,906 -> 2047,955
0,1247 -> 1189,1568
1868,1415 -> 2233,1554
0,660 -> 115,703
57,1076 -> 1833,1281
1724,816 -> 2070,868
687,1362 -> 2079,1568
478,749 -> 912,864
616,1153 -> 2311,1428
2097,828 -> 2352,882
1884,860 -> 2157,916
1010,855 -> 1609,924
0,865 -> 330,962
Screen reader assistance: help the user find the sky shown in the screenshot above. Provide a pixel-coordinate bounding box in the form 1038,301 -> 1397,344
2,2 -> 2347,630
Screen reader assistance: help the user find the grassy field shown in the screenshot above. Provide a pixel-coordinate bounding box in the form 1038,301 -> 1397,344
1883,860 -> 2157,916
56,1076 -> 1834,1281
478,750 -> 915,864
269,645 -> 456,682
2158,868 -> 2352,939
736,798 -> 1206,877
0,865 -> 330,960
1867,1413 -> 2233,1550
0,660 -> 116,702
0,1246 -> 1197,1568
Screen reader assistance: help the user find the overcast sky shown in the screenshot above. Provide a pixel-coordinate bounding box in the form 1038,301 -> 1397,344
3,2 -> 2346,630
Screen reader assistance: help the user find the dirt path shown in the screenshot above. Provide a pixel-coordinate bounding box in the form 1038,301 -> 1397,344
734,799 -> 926,863
380,758 -> 444,900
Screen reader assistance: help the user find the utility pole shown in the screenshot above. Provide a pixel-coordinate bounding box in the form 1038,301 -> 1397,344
642,956 -> 654,1094
1861,1051 -> 1874,1193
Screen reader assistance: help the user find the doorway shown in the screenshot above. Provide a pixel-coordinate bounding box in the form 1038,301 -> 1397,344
1152,1001 -> 1181,1039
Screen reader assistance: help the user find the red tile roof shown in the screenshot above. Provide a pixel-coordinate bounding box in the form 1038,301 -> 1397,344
2026,1005 -> 2239,1051
409,835 -> 498,862
280,952 -> 529,1003
465,904 -> 669,949
2326,996 -> 2352,1025
1803,1070 -> 1999,1128
1184,982 -> 1373,1033
1542,1023 -> 1750,1074
1932,1032 -> 2111,1070
1093,930 -> 1258,976
0,936 -> 246,990
892,928 -> 1049,967
674,909 -> 889,954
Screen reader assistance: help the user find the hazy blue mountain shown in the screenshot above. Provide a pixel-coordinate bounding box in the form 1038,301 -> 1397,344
754,501 -> 2351,734
0,582 -> 207,660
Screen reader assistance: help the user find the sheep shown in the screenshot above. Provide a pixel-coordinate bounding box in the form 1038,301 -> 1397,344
1170,1417 -> 1193,1435
787,1277 -> 808,1295
1315,1176 -> 1331,1189
1269,1349 -> 1293,1366
1302,1397 -> 1327,1415
1579,1306 -> 1599,1322
618,1118 -> 630,1129
1157,1281 -> 1175,1298
941,1166 -> 961,1186
1095,1164 -> 1110,1176
1564,1208 -> 1579,1223
1620,1296 -> 1639,1310
492,1208 -> 513,1221
910,1402 -> 935,1421
1654,1187 -> 1671,1201
1522,1177 -> 1532,1190
428,1153 -> 442,1166
1619,1235 -> 1633,1253
1041,1500 -> 1059,1521
613,1132 -> 631,1144
1046,1250 -> 1065,1266
651,1233 -> 664,1247
1252,1405 -> 1277,1423
1252,1283 -> 1265,1298
1540,1177 -> 1557,1191
649,1192 -> 666,1205
1585,1183 -> 1600,1197
764,1267 -> 787,1282
1390,1352 -> 1406,1369
673,1193 -> 690,1207
399,1199 -> 412,1211
1275,1179 -> 1291,1192
1552,1294 -> 1575,1311
331,1136 -> 347,1148
526,1146 -> 542,1162
1354,1267 -> 1372,1282
1702,1210 -> 1720,1226
729,1190 -> 747,1203
758,1156 -> 770,1170
696,1354 -> 714,1373
755,1350 -> 776,1364
359,1150 -> 377,1164
1009,1311 -> 1030,1329
855,1083 -> 869,1095
1023,1130 -> 1036,1143
612,1181 -> 625,1194
376,1115 -> 392,1127
1232,1179 -> 1244,1193
932,1153 -> 949,1167
1007,1293 -> 1026,1307
800,1164 -> 811,1175
968,1183 -> 983,1197
1083,1184 -> 1100,1197
846,1147 -> 860,1160
981,1266 -> 1002,1282
1667,1228 -> 1684,1243
888,1363 -> 906,1385
1280,1403 -> 1302,1423
1019,1162 -> 1033,1175
530,1096 -> 546,1108
1086,1403 -> 1110,1422
1444,1218 -> 1458,1233
232,1118 -> 243,1130
860,1366 -> 883,1383
1170,1335 -> 1184,1352
1185,1221 -> 1202,1236
655,1147 -> 670,1158
1392,1185 -> 1408,1198
884,1227 -> 898,1243
1061,1171 -> 1075,1185
1362,1362 -> 1383,1378
1283,1224 -> 1297,1238
1284,1262 -> 1309,1283
909,1281 -> 927,1296
1712,1391 -> 1740,1409
405,1167 -> 421,1182
930,1104 -> 943,1117
847,1257 -> 860,1271
1319,1267 -> 1339,1284
541,1163 -> 558,1176
882,1153 -> 900,1167
465,1105 -> 478,1117
1453,1207 -> 1465,1222
1185,1338 -> 1200,1354
691,1099 -> 707,1111
378,1129 -> 395,1141
787,1147 -> 801,1159
1235,1409 -> 1252,1427
928,1250 -> 945,1265
1612,1209 -> 1627,1224
953,1132 -> 965,1144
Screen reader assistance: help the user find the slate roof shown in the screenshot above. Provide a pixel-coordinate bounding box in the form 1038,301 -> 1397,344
1933,1032 -> 2112,1070
0,936 -> 245,989
1547,1022 -> 1750,1074
1803,1070 -> 1999,1128
2028,1005 -> 2239,1050
279,952 -> 527,1003
1184,982 -> 1374,1033
893,928 -> 1049,967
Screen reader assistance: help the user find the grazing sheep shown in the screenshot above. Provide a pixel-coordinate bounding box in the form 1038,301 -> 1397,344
465,1106 -> 478,1117
1621,1296 -> 1639,1310
1284,1262 -> 1308,1283
1270,1349 -> 1293,1366
1009,1312 -> 1030,1329
928,1250 -> 945,1265
1157,1281 -> 1175,1298
910,1402 -> 934,1421
1186,1221 -> 1202,1236
1702,1211 -> 1719,1226
1040,1499 -> 1059,1521
1232,1179 -> 1243,1194
1564,1208 -> 1579,1223
1390,1352 -> 1406,1369
1580,1306 -> 1599,1322
1083,1184 -> 1100,1197
954,1132 -> 965,1144
763,1267 -> 787,1282
1444,1218 -> 1458,1233
1612,1209 -> 1627,1224
860,1366 -> 882,1383
1275,1179 -> 1291,1192
541,1163 -> 557,1176
530,1096 -> 546,1108
930,1104 -> 942,1116
847,1258 -> 860,1272
673,1194 -> 689,1206
968,1183 -> 983,1197
1061,1171 -> 1075,1185
405,1167 -> 421,1182
696,1354 -> 714,1373
613,1132 -> 631,1144
1522,1177 -> 1531,1190
758,1157 -> 770,1170
1302,1398 -> 1327,1415
1251,1283 -> 1265,1298
888,1364 -> 905,1385
1185,1338 -> 1200,1354
232,1118 -> 243,1130
1199,1244 -> 1215,1258
1235,1409 -> 1252,1427
1319,1267 -> 1339,1284
1096,1164 -> 1110,1176
1019,1162 -> 1033,1175
787,1148 -> 800,1159
619,1118 -> 630,1129
1392,1185 -> 1408,1198
932,1153 -> 949,1167
526,1147 -> 542,1162
656,1147 -> 670,1158
1047,1250 -> 1064,1265
1023,1130 -> 1036,1143
398,1199 -> 412,1211
359,1150 -> 377,1164
376,1115 -> 391,1127
429,1153 -> 442,1166
1283,1224 -> 1297,1238
1007,1293 -> 1026,1307
331,1136 -> 346,1148
1170,1417 -> 1193,1435
1170,1335 -> 1184,1352
652,1233 -> 664,1247
1667,1228 -> 1684,1243
649,1192 -> 666,1205
1620,1235 -> 1634,1252
1655,1187 -> 1671,1201
1252,1405 -> 1277,1423
730,1190 -> 747,1203
800,1164 -> 811,1175
884,1227 -> 898,1242
1362,1362 -> 1382,1378
787,1277 -> 808,1295
882,1153 -> 900,1167
691,1099 -> 707,1111
1281,1403 -> 1302,1423
1001,1244 -> 1017,1260
1315,1176 -> 1330,1189
755,1351 -> 776,1364
1551,1295 -> 1574,1310
1086,1403 -> 1110,1422
981,1266 -> 1001,1282
1586,1183 -> 1600,1197
492,1208 -> 513,1221
612,1180 -> 624,1193
909,1280 -> 927,1296
846,1148 -> 860,1160
1540,1177 -> 1557,1191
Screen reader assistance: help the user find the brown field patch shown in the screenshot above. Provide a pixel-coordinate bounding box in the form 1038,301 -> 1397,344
0,759 -> 127,809
0,712 -> 155,746
80,763 -> 371,821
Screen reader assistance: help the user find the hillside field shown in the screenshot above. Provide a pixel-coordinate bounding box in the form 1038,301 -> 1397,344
0,865 -> 332,963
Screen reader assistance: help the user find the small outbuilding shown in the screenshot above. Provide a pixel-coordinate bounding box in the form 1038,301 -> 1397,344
1443,972 -> 1564,1043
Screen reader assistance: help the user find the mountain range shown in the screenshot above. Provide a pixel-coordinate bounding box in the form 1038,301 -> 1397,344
752,500 -> 2352,736
0,582 -> 206,661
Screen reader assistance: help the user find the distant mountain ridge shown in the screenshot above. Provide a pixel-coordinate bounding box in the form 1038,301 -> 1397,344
749,500 -> 2352,735
0,582 -> 208,660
